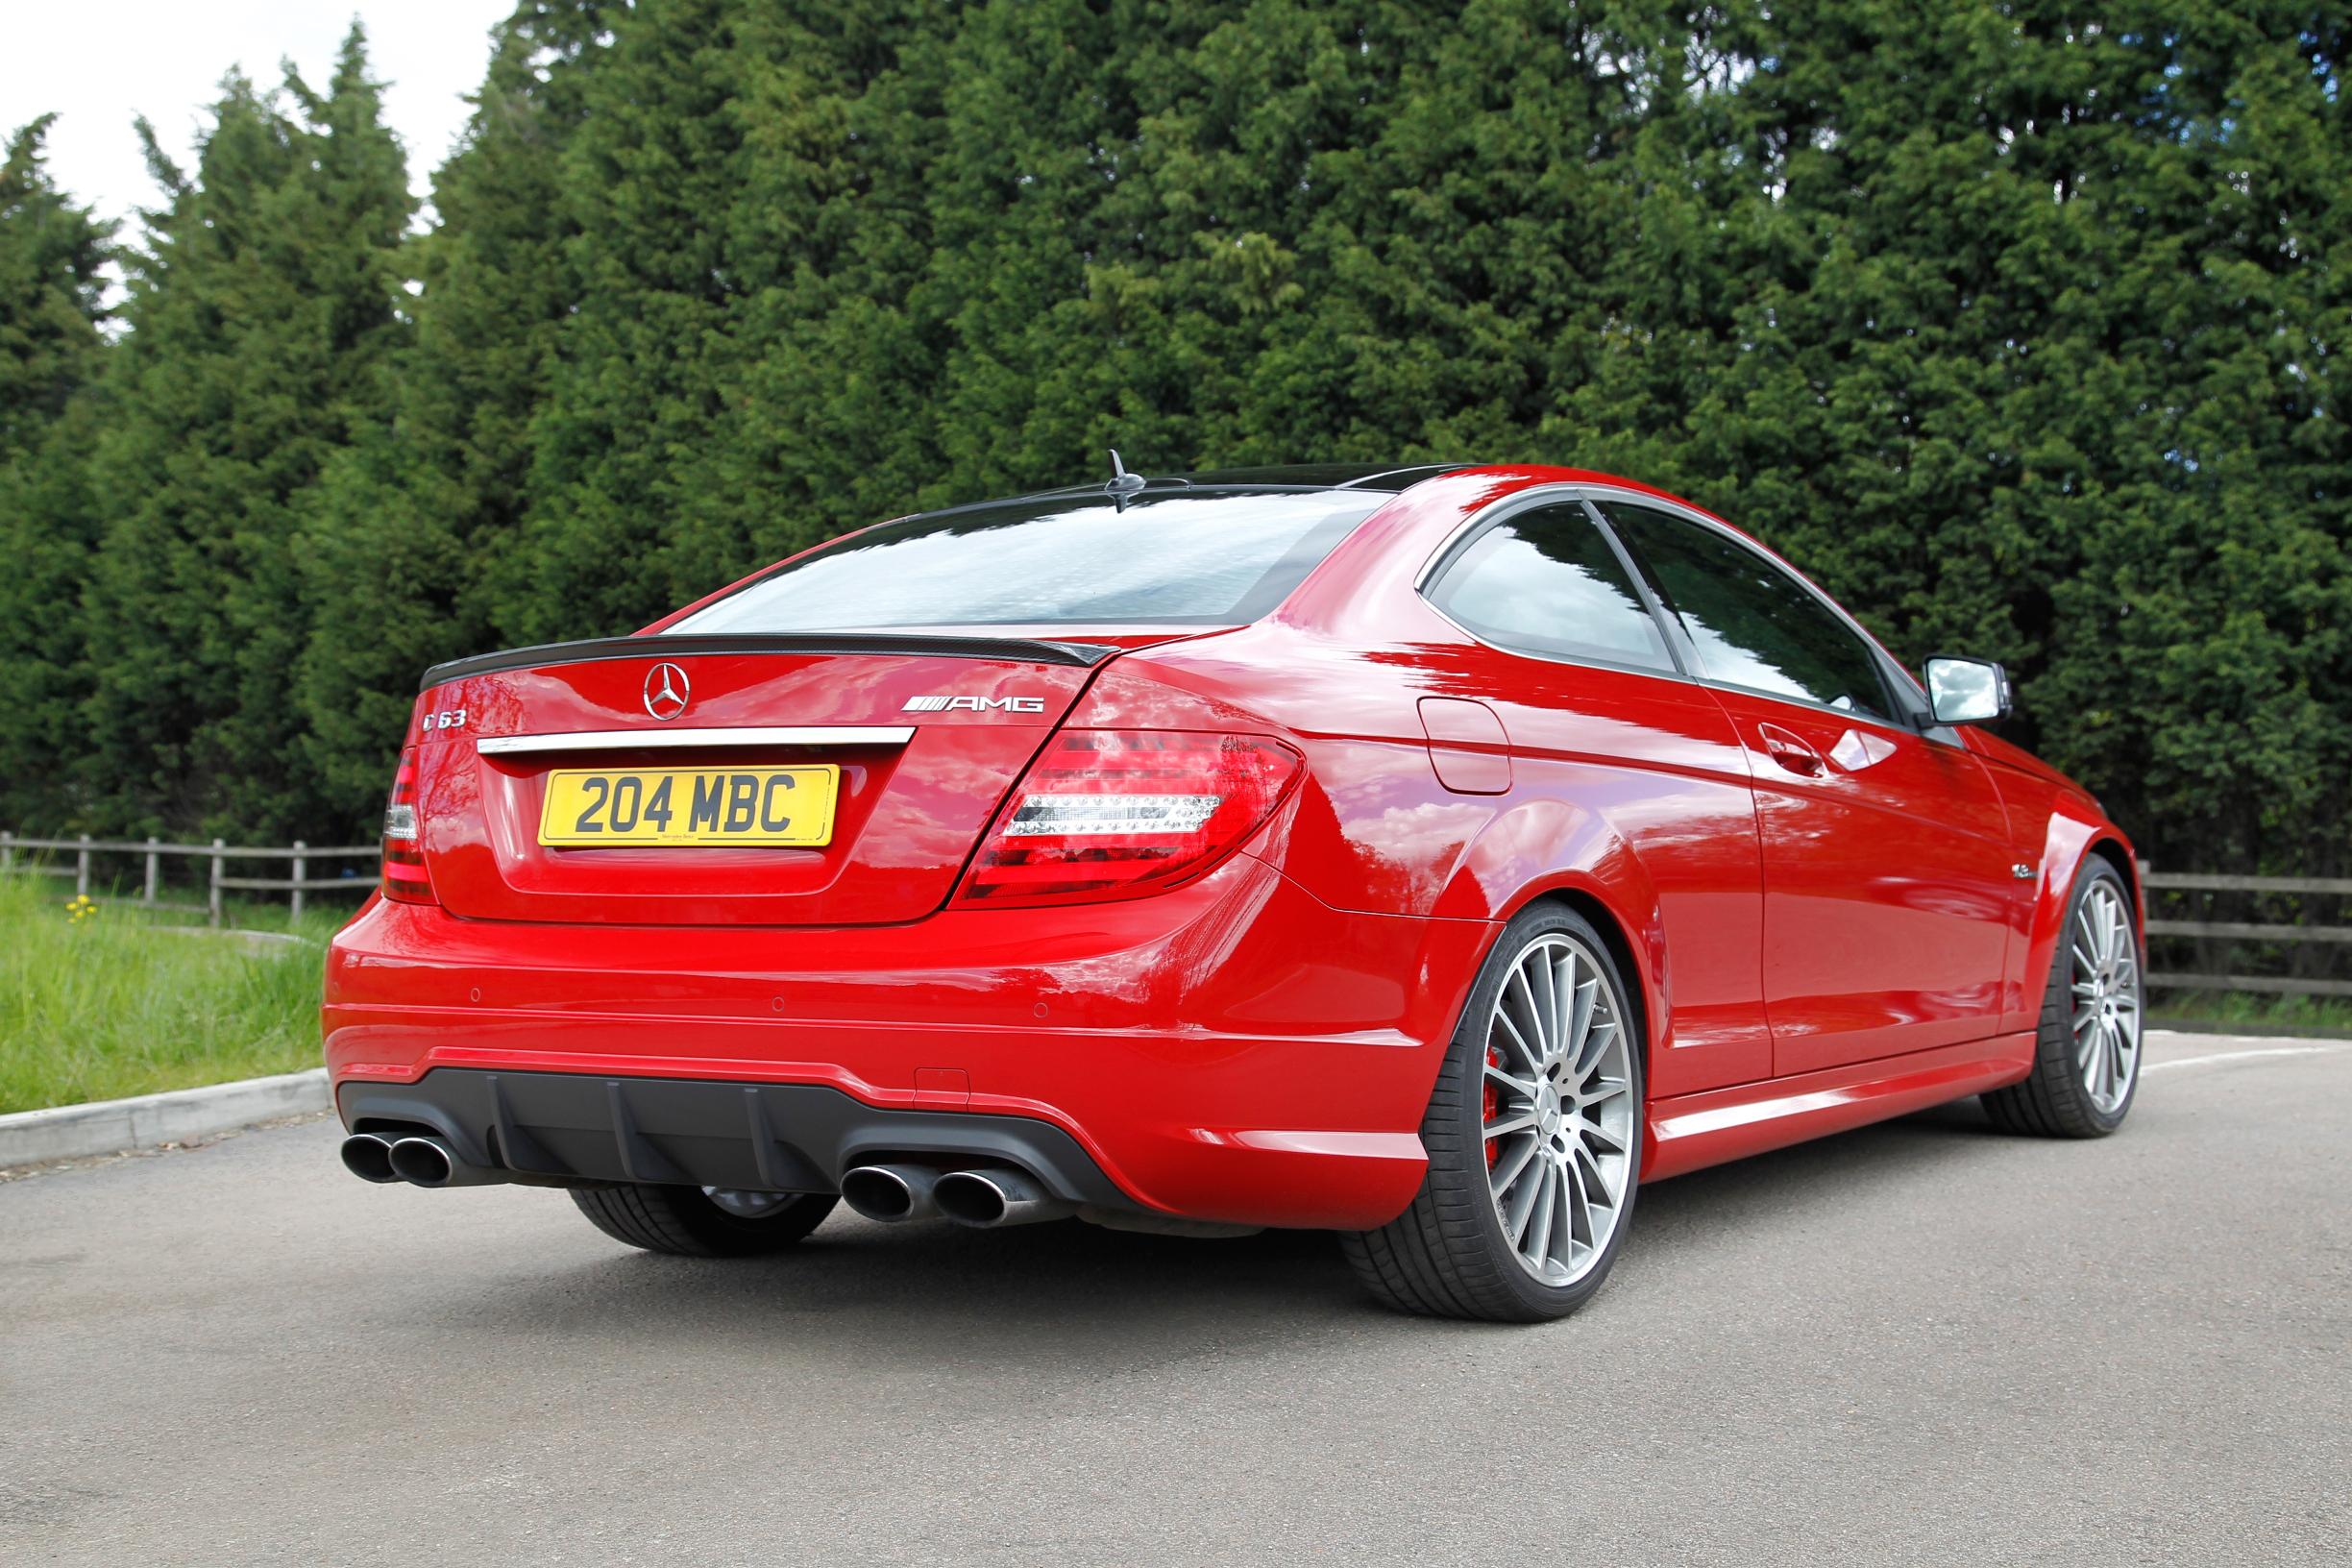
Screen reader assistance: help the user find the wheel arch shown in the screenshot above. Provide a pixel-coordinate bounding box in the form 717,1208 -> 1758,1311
1446,874 -> 1662,1105
2084,832 -> 2149,984
1507,883 -> 1655,1082
2015,807 -> 2144,1030
1424,796 -> 1676,1098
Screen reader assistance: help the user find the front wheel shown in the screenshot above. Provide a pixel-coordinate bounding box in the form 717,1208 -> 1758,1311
1342,904 -> 1644,1322
1982,858 -> 2143,1138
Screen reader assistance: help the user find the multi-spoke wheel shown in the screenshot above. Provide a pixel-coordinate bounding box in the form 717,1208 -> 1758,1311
1480,934 -> 1636,1286
2070,878 -> 2142,1114
1984,859 -> 2143,1138
1343,903 -> 1644,1321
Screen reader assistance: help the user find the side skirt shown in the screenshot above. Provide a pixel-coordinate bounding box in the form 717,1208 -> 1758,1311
1641,1033 -> 2037,1183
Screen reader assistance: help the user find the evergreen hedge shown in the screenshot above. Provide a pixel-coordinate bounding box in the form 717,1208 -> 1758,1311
1,4 -> 2344,876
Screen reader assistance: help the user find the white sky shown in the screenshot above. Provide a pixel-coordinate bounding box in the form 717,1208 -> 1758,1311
3,1 -> 516,233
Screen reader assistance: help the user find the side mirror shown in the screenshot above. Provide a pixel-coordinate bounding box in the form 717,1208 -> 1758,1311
1923,656 -> 2012,726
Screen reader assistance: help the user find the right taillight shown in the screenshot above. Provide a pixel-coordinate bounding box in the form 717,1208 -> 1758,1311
954,729 -> 1303,908
381,747 -> 434,904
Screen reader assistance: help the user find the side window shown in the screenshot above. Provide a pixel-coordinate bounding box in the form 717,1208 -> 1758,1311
1601,503 -> 1894,721
1427,502 -> 1674,672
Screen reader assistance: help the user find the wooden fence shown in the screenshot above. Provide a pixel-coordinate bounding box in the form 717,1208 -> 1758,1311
2142,868 -> 2352,1000
0,832 -> 376,924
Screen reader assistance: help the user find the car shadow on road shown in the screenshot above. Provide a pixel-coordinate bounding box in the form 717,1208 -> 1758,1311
466,1097 -> 2017,1358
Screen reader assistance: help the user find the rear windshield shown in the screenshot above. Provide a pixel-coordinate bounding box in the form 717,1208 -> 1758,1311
664,490 -> 1384,634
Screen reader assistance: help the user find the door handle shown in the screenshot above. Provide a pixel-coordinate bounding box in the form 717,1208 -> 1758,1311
1756,723 -> 1825,776
1826,728 -> 1898,772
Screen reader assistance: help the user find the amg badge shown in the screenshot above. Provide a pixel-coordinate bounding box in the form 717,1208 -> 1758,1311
902,694 -> 1047,714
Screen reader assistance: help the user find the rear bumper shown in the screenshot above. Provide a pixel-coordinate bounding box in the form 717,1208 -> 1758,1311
337,1069 -> 1134,1208
324,852 -> 1495,1229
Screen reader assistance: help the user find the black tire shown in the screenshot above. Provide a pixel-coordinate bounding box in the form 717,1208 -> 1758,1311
570,1185 -> 837,1257
1982,858 -> 2142,1139
1341,902 -> 1645,1323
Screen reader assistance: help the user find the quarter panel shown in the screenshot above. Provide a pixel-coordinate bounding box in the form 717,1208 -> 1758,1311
1091,622 -> 1770,1098
1454,676 -> 1771,1099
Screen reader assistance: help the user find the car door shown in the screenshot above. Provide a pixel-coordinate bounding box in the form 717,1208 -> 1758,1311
1420,496 -> 1773,1096
1596,501 -> 2016,1076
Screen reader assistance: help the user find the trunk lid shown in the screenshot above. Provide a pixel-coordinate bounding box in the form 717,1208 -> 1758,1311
410,634 -> 1141,925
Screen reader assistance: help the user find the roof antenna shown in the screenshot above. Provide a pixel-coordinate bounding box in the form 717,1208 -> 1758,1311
1105,448 -> 1147,510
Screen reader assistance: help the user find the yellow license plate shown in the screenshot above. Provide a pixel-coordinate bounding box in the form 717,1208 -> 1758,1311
538,766 -> 840,847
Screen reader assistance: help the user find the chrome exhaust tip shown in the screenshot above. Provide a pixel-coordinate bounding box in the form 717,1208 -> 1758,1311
839,1163 -> 943,1223
387,1136 -> 454,1187
338,1133 -> 401,1184
385,1136 -> 501,1188
933,1167 -> 1076,1229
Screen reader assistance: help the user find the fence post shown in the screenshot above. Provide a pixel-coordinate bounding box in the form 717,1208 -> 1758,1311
144,838 -> 160,905
208,837 -> 225,927
1,830 -> 13,872
77,833 -> 92,898
291,840 -> 306,923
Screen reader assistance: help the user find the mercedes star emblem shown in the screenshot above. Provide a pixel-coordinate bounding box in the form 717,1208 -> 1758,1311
642,662 -> 691,721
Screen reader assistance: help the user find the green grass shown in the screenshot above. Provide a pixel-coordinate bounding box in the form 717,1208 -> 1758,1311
2148,988 -> 2352,1037
0,872 -> 329,1114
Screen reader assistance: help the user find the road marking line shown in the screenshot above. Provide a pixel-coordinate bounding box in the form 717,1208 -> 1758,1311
2144,1044 -> 2346,1075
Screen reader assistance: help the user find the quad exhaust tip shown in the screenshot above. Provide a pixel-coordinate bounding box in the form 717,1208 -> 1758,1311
838,1163 -> 1077,1229
342,1133 -> 502,1188
338,1133 -> 401,1184
341,1131 -> 497,1188
839,1163 -> 943,1224
387,1136 -> 457,1188
933,1167 -> 1076,1229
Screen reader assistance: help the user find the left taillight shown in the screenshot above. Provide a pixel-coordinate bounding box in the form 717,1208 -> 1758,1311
953,728 -> 1304,908
381,747 -> 434,904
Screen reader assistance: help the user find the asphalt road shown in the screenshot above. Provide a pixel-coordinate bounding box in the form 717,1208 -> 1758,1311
3,1031 -> 2346,1566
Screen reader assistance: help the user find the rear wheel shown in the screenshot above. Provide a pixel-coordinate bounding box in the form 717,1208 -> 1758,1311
570,1184 -> 837,1257
1342,904 -> 1643,1322
1982,859 -> 2142,1138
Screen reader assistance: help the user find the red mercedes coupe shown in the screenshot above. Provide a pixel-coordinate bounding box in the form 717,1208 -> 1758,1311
326,462 -> 2144,1321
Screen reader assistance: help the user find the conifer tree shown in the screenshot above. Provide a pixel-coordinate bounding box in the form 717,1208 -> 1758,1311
502,0 -> 956,640
491,0 -> 757,641
297,2 -> 612,826
4,0 -> 2345,872
1647,3 -> 2352,874
81,28 -> 411,838
0,116 -> 113,828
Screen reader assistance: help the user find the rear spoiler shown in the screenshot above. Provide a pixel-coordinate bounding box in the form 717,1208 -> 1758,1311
419,633 -> 1124,692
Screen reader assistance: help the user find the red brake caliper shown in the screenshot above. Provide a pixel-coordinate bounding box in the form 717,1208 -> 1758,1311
1483,1046 -> 1501,1167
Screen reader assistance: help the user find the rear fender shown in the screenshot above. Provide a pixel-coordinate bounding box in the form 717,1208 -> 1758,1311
1433,797 -> 1670,1083
1072,650 -> 1671,1087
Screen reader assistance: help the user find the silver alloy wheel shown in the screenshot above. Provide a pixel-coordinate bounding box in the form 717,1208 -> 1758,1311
1481,934 -> 1635,1286
2070,880 -> 2143,1115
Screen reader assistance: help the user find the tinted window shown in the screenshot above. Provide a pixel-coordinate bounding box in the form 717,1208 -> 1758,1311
667,490 -> 1382,633
1427,502 -> 1673,672
1602,503 -> 1892,719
